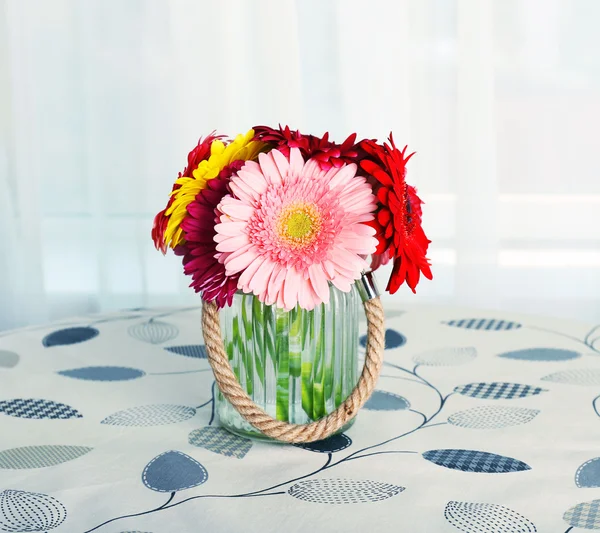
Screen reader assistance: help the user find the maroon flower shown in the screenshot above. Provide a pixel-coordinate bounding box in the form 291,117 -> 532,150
253,125 -> 359,170
177,161 -> 244,308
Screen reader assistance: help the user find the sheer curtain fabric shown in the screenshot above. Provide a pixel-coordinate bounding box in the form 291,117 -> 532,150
1,0 -> 599,330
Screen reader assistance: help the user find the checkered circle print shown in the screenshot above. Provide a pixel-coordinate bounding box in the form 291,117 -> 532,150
423,449 -> 531,473
454,382 -> 546,400
0,398 -> 82,420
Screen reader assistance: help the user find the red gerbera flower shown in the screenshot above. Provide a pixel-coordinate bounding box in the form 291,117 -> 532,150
176,161 -> 243,308
359,135 -> 432,294
152,132 -> 225,254
151,207 -> 171,255
253,125 -> 358,170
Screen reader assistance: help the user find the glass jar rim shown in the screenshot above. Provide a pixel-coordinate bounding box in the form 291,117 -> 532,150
232,281 -> 358,298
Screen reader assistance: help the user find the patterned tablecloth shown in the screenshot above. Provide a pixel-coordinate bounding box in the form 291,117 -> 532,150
1,305 -> 600,533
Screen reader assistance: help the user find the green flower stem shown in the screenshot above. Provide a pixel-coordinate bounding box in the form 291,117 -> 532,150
225,292 -> 355,428
301,308 -> 311,351
333,301 -> 343,408
240,296 -> 254,396
275,309 -> 290,421
301,360 -> 314,419
231,315 -> 240,357
227,329 -> 240,383
289,307 -> 302,379
263,305 -> 276,368
251,297 -> 265,388
301,310 -> 314,419
312,308 -> 326,419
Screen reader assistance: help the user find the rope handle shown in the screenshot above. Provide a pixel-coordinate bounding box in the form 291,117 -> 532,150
201,290 -> 385,443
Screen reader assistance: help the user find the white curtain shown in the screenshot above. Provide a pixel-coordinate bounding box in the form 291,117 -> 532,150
1,0 -> 599,330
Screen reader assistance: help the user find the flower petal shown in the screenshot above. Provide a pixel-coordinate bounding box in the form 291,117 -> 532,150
238,256 -> 267,291
272,149 -> 291,179
328,163 -> 358,189
214,221 -> 247,237
248,257 -> 276,295
298,282 -> 318,310
289,148 -> 305,178
224,245 -> 259,274
331,245 -> 369,274
215,235 -> 250,253
330,274 -> 354,293
267,265 -> 287,305
258,152 -> 283,185
218,198 -> 255,221
309,264 -> 330,304
283,268 -> 302,310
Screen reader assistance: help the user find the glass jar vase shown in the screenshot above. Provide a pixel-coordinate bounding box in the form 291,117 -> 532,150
216,284 -> 360,440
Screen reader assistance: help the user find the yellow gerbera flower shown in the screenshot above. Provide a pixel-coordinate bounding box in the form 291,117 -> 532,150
163,129 -> 266,249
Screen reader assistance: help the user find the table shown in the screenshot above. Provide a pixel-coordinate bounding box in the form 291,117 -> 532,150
1,304 -> 600,533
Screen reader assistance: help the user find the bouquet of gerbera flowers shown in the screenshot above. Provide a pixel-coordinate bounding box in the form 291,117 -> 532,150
152,126 -> 432,309
153,126 -> 432,438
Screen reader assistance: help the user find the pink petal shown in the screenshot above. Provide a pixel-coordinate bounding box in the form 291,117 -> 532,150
328,163 -> 357,189
215,234 -> 250,253
338,229 -> 377,254
330,275 -> 353,293
212,232 -> 227,244
338,189 -> 376,215
331,245 -> 369,273
276,285 -> 286,309
323,260 -> 336,278
339,184 -> 372,203
298,282 -> 317,310
283,267 -> 301,310
238,256 -> 267,291
336,182 -> 370,203
328,256 -> 363,279
258,152 -> 283,185
218,198 -> 255,221
348,213 -> 377,224
309,264 -> 330,304
342,194 -> 376,214
215,221 -> 247,237
248,257 -> 275,295
236,169 -> 268,197
336,177 -> 369,197
351,223 -> 377,237
228,181 -> 254,204
302,158 -> 323,180
224,246 -> 259,274
289,148 -> 305,178
267,265 -> 286,305
241,160 -> 261,172
322,165 -> 340,183
272,149 -> 290,179
216,250 -> 228,264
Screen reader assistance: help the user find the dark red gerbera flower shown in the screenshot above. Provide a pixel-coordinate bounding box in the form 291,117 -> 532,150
152,132 -> 225,254
176,161 -> 243,308
359,135 -> 432,294
253,125 -> 359,170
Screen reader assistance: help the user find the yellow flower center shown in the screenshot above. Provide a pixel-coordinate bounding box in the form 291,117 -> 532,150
286,212 -> 313,238
277,203 -> 321,247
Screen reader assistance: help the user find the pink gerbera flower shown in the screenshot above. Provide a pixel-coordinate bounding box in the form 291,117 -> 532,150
214,148 -> 378,310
